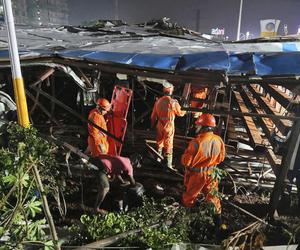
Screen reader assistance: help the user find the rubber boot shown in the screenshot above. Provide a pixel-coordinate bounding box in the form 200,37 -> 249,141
214,214 -> 228,242
157,148 -> 163,162
213,214 -> 222,229
166,153 -> 174,170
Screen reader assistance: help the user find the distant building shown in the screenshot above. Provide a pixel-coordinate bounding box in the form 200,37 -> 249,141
0,0 -> 69,26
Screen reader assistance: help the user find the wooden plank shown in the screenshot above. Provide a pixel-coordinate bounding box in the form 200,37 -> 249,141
183,106 -> 300,121
261,83 -> 297,110
182,83 -> 191,102
239,86 -> 275,148
52,58 -> 225,86
26,90 -> 61,126
227,116 -> 238,140
30,67 -> 55,87
232,90 -> 265,149
265,148 -> 281,175
248,84 -> 292,135
239,86 -> 282,174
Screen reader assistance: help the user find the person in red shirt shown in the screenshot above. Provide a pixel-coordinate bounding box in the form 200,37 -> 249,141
181,114 -> 225,215
87,98 -> 111,157
90,154 -> 136,213
151,82 -> 186,169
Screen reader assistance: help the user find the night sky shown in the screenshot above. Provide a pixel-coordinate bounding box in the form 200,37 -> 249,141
68,0 -> 300,40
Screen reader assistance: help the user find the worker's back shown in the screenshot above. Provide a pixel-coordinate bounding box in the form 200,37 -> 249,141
182,131 -> 225,169
153,95 -> 185,125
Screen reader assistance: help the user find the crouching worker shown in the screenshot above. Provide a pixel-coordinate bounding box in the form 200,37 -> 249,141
89,154 -> 136,213
181,114 -> 225,225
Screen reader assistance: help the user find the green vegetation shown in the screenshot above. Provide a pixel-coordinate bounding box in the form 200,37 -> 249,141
0,123 -> 62,249
68,197 -> 217,248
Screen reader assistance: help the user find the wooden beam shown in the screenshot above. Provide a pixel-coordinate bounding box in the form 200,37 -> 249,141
227,116 -> 238,141
239,86 -> 274,147
229,75 -> 300,86
248,84 -> 292,135
30,67 -> 55,87
239,86 -> 282,172
182,107 -> 300,121
30,85 -> 123,144
265,149 -> 281,174
232,90 -> 265,150
26,90 -> 61,126
52,58 -> 225,86
76,67 -> 93,88
239,87 -> 271,142
182,83 -> 191,101
261,83 -> 298,110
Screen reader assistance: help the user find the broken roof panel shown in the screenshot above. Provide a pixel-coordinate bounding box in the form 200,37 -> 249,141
253,52 -> 300,76
1,24 -> 300,77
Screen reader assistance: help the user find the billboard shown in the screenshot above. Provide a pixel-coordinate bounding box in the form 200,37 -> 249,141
260,19 -> 281,37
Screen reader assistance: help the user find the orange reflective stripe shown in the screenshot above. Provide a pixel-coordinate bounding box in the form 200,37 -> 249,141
157,99 -> 170,111
159,117 -> 173,121
186,165 -> 215,173
182,132 -> 225,169
201,139 -> 222,158
210,139 -> 221,156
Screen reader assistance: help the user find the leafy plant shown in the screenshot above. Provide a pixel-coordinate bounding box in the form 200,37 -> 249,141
0,123 -> 62,249
72,197 -> 216,248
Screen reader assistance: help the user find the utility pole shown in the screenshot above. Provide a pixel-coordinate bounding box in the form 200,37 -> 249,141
196,9 -> 200,32
3,0 -> 30,127
114,0 -> 119,20
236,0 -> 243,41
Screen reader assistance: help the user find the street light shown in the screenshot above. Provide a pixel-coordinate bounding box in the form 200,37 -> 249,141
236,0 -> 243,41
3,0 -> 30,127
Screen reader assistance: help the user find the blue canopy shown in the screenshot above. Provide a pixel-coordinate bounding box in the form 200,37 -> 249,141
1,24 -> 300,77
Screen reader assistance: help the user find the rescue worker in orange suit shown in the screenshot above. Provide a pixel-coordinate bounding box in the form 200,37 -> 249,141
190,86 -> 207,119
88,98 -> 111,157
151,82 -> 186,169
181,113 -> 225,226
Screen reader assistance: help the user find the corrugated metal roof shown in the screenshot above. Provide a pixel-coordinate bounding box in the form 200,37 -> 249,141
1,24 -> 300,77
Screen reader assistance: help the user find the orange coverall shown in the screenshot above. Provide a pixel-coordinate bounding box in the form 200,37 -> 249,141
88,108 -> 109,157
190,87 -> 207,118
181,131 -> 225,214
151,96 -> 186,154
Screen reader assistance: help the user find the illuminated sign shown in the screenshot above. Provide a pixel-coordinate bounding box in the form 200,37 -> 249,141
211,28 -> 225,35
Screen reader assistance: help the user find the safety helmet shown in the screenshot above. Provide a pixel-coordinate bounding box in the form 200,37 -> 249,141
97,98 -> 111,111
163,81 -> 174,94
195,113 -> 216,127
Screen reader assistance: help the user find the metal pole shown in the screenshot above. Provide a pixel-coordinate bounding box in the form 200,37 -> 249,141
3,0 -> 30,128
236,0 -> 243,41
196,9 -> 200,32
114,0 -> 119,20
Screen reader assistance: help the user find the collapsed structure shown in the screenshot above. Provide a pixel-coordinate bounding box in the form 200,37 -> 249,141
1,20 -> 300,230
